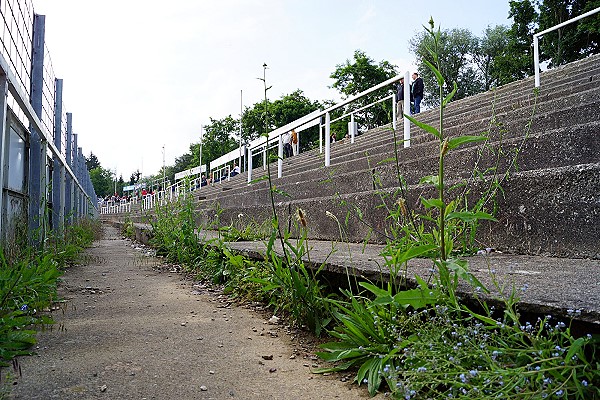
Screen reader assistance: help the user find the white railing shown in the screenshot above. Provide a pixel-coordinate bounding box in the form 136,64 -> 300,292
245,72 -> 411,183
534,6 -> 600,87
102,72 -> 412,214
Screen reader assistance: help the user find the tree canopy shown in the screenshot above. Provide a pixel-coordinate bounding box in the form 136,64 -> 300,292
329,50 -> 398,129
410,28 -> 481,107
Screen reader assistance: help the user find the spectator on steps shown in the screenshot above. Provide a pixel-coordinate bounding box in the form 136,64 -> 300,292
230,163 -> 240,177
291,129 -> 299,156
396,76 -> 406,118
411,72 -> 424,114
282,131 -> 293,158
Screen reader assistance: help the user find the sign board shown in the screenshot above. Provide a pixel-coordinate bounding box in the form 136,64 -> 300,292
175,165 -> 206,181
123,183 -> 146,192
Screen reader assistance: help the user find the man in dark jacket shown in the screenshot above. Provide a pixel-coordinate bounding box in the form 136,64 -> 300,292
411,72 -> 424,114
396,77 -> 405,118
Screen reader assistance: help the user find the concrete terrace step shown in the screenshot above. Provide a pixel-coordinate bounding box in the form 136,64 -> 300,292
203,120 -> 600,211
194,102 -> 600,211
416,54 -> 600,125
207,162 -> 600,259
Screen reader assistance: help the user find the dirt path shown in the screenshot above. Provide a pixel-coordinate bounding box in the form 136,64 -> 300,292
10,224 -> 370,399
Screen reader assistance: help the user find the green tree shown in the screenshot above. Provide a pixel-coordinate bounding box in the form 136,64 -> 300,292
242,101 -> 272,143
89,167 -> 113,198
494,0 -> 538,85
85,152 -> 101,171
201,115 -> 239,167
474,25 -> 511,90
410,28 -> 481,107
538,0 -> 600,66
242,90 -> 321,149
129,169 -> 141,185
329,50 -> 397,129
172,148 -> 197,176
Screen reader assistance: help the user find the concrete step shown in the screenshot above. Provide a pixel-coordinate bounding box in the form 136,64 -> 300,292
206,120 -> 600,209
205,163 -> 600,259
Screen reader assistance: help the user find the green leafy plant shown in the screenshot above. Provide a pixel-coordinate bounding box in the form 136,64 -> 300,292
150,190 -> 203,266
314,19 -> 600,399
0,218 -> 97,369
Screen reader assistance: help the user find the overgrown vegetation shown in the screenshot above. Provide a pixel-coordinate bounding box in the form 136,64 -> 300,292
313,19 -> 599,399
0,218 -> 100,372
146,19 -> 599,399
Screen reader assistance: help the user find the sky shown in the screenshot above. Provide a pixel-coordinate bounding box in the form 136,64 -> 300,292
32,0 -> 512,179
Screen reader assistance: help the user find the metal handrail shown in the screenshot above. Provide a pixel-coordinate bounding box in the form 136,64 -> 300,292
533,6 -> 600,87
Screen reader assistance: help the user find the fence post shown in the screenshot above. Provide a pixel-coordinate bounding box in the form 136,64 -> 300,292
0,74 -> 7,236
65,113 -> 73,222
392,92 -> 397,131
78,147 -> 84,216
52,78 -> 64,235
247,148 -> 253,183
73,134 -> 79,219
325,112 -> 331,167
28,14 -> 46,244
319,116 -> 323,154
403,71 -> 411,148
350,114 -> 356,144
534,35 -> 540,88
277,134 -> 283,178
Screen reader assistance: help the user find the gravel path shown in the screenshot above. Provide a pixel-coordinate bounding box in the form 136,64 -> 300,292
10,224 -> 370,399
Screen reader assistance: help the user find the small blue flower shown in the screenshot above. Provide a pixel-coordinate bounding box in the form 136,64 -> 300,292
469,370 -> 478,377
417,366 -> 427,373
582,380 -> 588,387
459,373 -> 467,383
20,304 -> 28,311
555,389 -> 564,396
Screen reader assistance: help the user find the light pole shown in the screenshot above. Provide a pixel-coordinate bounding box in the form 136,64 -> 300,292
239,90 -> 243,171
162,145 -> 166,191
199,125 -> 203,174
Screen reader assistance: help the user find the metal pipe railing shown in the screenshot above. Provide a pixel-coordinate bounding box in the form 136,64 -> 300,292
533,7 -> 600,87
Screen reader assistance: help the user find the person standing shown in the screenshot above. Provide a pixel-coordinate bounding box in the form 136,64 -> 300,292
282,131 -> 293,158
396,77 -> 405,118
411,72 -> 424,114
291,129 -> 299,156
